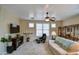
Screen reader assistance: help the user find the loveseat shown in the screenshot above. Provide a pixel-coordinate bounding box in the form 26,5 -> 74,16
48,36 -> 79,55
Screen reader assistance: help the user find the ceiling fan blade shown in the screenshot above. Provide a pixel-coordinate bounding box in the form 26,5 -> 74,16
50,17 -> 56,21
50,19 -> 55,21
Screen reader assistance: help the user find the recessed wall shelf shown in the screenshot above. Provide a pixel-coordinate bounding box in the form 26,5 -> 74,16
58,24 -> 79,41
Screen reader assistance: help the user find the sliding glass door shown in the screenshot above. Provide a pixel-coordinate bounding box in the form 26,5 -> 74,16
43,24 -> 49,36
36,23 -> 42,36
36,23 -> 49,36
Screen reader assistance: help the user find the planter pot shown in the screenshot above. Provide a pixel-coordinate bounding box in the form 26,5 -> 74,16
7,42 -> 12,46
0,42 -> 7,55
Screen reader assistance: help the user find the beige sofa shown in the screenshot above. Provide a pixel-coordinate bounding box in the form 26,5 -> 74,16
48,37 -> 79,55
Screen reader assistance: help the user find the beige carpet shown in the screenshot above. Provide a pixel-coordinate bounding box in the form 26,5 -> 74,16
10,36 -> 53,55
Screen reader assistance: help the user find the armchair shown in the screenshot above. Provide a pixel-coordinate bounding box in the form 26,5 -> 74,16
36,34 -> 47,43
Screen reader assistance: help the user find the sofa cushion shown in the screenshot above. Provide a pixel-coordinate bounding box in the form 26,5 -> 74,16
55,37 -> 75,50
48,40 -> 68,55
68,43 -> 79,52
48,39 -> 79,55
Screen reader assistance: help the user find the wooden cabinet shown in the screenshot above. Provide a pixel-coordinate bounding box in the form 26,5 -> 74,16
9,24 -> 20,33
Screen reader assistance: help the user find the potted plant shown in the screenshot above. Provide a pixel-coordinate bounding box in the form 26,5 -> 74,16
0,37 -> 8,55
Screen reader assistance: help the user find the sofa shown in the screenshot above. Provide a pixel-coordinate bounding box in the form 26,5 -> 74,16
48,36 -> 79,55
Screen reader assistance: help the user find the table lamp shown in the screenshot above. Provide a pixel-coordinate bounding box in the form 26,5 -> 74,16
51,31 -> 56,40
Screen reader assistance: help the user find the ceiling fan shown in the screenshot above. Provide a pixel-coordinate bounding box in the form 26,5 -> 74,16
30,4 -> 56,21
45,11 -> 56,22
44,4 -> 56,22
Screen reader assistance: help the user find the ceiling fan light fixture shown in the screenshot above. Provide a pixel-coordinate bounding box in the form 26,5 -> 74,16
45,16 -> 50,21
45,18 -> 49,21
52,17 -> 56,20
44,11 -> 56,22
45,12 -> 50,21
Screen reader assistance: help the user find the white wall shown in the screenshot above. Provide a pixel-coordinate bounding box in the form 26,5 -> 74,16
0,6 -> 20,37
63,15 -> 79,36
63,15 -> 79,26
19,19 -> 63,36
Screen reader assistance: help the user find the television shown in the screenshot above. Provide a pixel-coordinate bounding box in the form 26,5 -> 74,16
9,24 -> 20,33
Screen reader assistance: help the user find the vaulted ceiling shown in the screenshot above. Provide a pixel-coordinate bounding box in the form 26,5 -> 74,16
1,4 -> 79,20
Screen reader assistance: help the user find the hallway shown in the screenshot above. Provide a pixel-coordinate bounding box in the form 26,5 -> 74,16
10,38 -> 53,55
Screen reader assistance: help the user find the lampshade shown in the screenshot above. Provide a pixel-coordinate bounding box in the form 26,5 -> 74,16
45,18 -> 49,21
52,31 -> 56,36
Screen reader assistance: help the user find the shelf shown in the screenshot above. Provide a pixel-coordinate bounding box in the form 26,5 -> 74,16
58,24 -> 79,41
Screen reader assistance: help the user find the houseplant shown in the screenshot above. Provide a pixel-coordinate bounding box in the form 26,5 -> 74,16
0,37 -> 8,42
0,37 -> 8,55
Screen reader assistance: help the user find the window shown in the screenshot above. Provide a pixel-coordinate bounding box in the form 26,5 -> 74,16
43,24 -> 49,36
36,23 -> 49,36
43,24 -> 49,29
29,23 -> 34,28
36,24 -> 42,36
51,23 -> 56,28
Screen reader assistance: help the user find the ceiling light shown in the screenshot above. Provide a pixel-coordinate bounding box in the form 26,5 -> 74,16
45,18 -> 49,21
